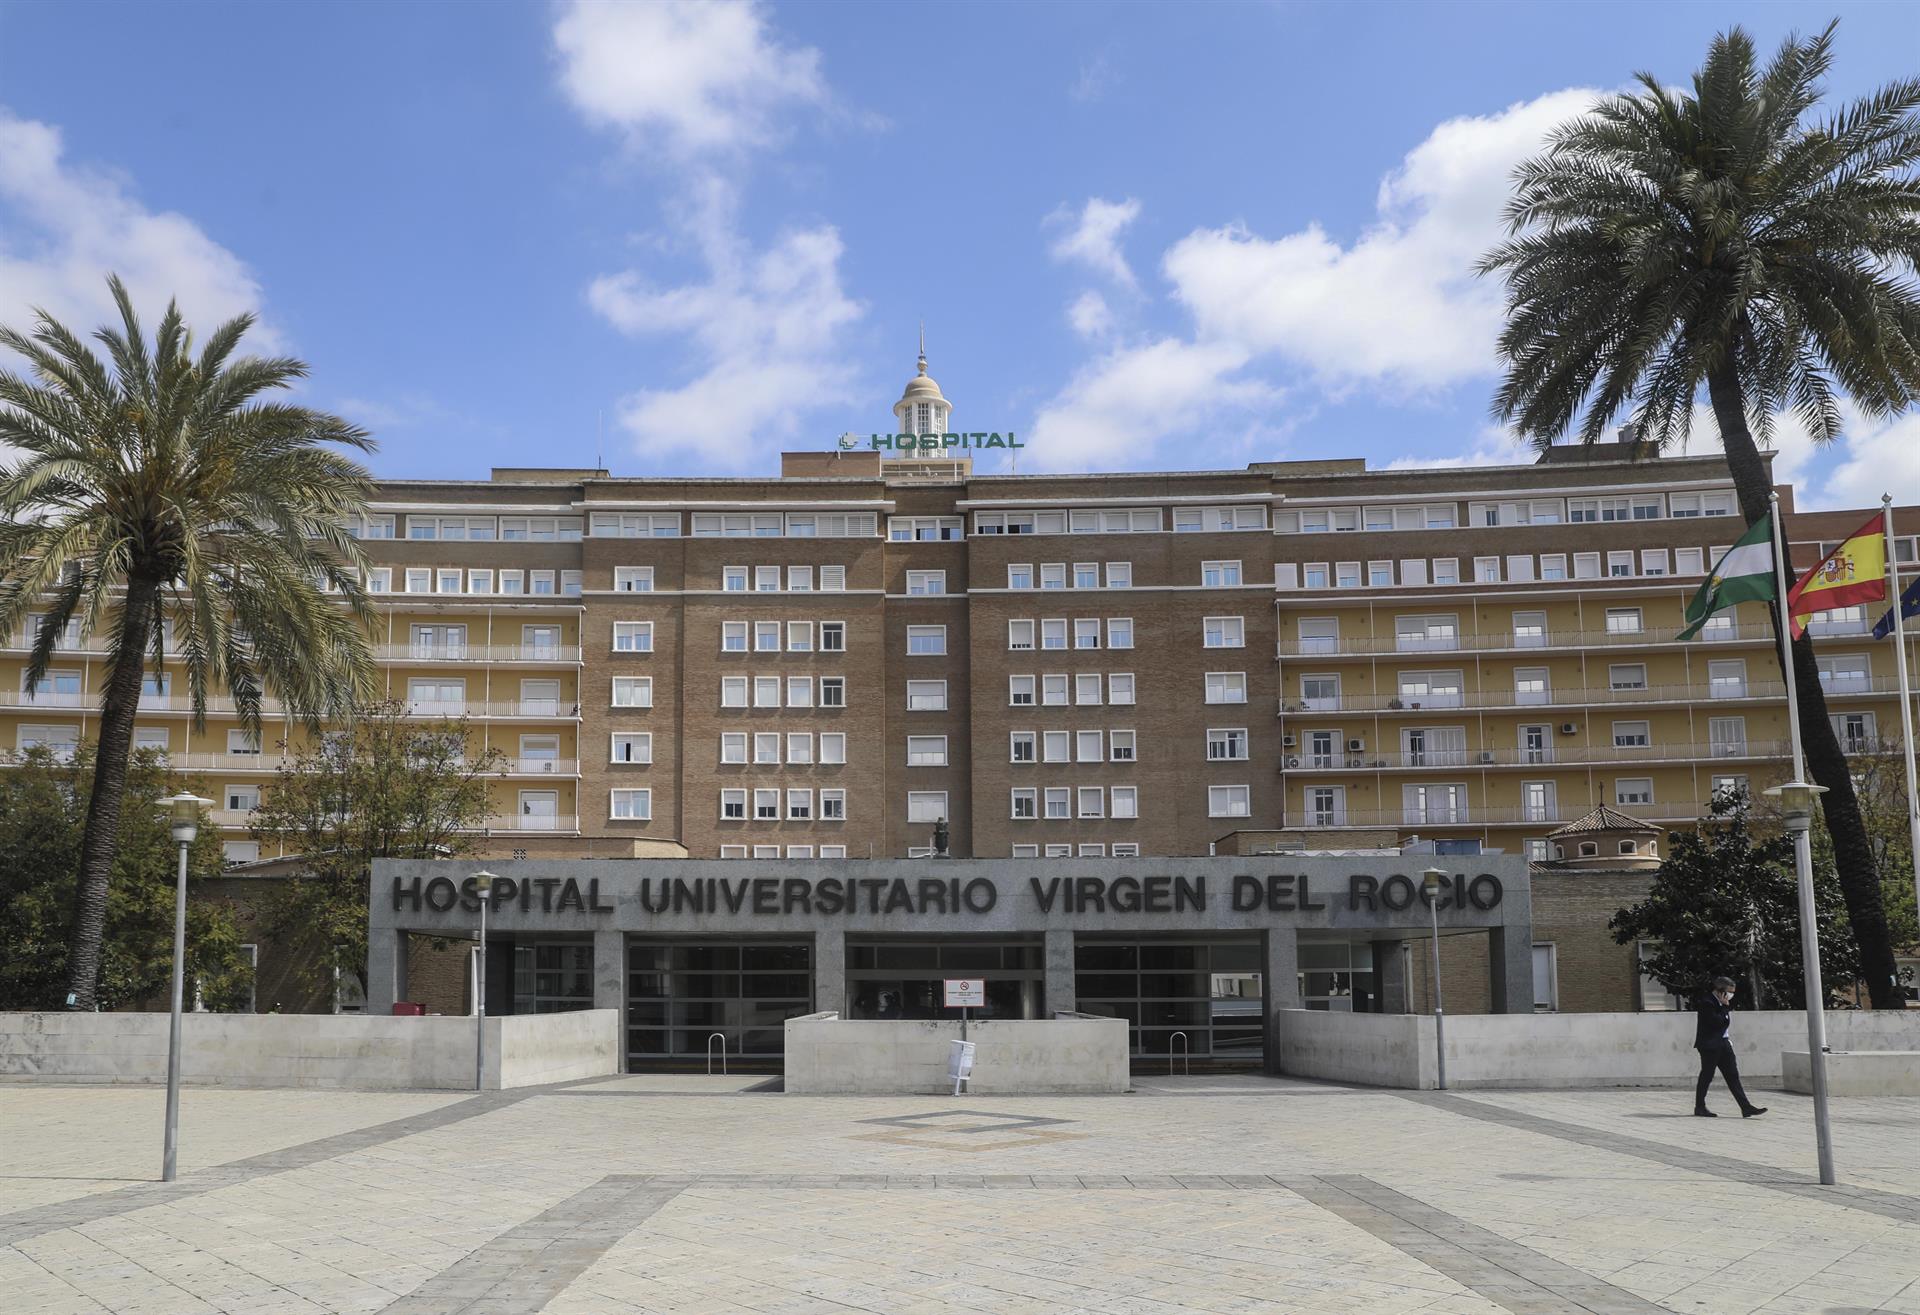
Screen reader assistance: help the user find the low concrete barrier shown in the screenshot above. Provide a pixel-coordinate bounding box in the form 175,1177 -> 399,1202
0,1009 -> 620,1090
1783,1050 -> 1920,1097
1275,1008 -> 1920,1090
784,1014 -> 1130,1094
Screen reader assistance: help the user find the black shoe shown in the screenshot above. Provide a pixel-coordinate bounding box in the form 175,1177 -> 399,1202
1694,1107 -> 1717,1117
1742,1106 -> 1767,1118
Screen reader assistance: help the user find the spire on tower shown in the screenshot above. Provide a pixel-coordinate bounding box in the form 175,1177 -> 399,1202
917,320 -> 927,375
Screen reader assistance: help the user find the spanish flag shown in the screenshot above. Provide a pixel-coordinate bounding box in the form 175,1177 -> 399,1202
1787,512 -> 1888,638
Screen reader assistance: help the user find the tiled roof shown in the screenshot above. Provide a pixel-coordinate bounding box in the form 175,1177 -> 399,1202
1546,804 -> 1662,838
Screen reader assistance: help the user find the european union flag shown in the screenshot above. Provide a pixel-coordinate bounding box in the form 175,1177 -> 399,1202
1873,574 -> 1920,640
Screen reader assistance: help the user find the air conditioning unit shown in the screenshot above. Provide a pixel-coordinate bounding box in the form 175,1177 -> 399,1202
1347,755 -> 1365,769
1478,751 -> 1496,764
1281,734 -> 1297,748
1347,738 -> 1365,752
1285,756 -> 1301,769
1559,723 -> 1579,735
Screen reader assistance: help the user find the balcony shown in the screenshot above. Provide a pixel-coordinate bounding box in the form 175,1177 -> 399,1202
482,813 -> 579,834
1288,800 -> 1710,830
1268,676 -> 1900,716
499,758 -> 581,777
1281,739 -> 1790,772
402,699 -> 580,720
1276,621 -> 1779,658
377,643 -> 581,664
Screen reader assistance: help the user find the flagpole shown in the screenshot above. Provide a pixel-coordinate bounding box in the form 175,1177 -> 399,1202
1768,490 -> 1836,1186
1884,494 -> 1920,944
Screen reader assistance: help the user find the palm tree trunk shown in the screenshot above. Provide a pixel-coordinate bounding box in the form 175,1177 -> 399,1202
1706,365 -> 1903,1008
61,577 -> 161,1010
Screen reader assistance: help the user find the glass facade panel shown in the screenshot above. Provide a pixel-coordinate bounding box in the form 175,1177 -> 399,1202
625,939 -> 812,1065
1074,937 -> 1263,1060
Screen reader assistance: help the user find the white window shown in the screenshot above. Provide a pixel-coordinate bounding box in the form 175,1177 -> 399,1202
788,565 -> 813,592
1540,554 -> 1567,582
1532,944 -> 1559,1012
889,515 -> 963,541
1074,673 -> 1102,706
787,621 -> 813,652
1074,562 -> 1099,589
222,841 -> 260,866
228,730 -> 261,755
1206,672 -> 1247,704
1105,562 -> 1132,588
1301,674 -> 1341,710
1109,730 -> 1136,762
907,792 -> 948,824
1616,778 -> 1654,806
1432,558 -> 1459,585
906,570 -> 945,595
1403,782 -> 1469,824
1504,556 -> 1534,583
1336,562 -> 1361,588
786,676 -> 814,708
1010,675 -> 1036,706
1044,788 -> 1071,819
1512,611 -> 1547,649
721,790 -> 747,820
1607,551 -> 1634,578
750,789 -> 778,821
786,790 -> 812,820
1012,788 -> 1038,820
1833,712 -> 1878,751
1612,721 -> 1650,749
1609,663 -> 1648,691
1108,673 -> 1136,705
752,845 -> 781,859
1395,615 -> 1459,652
1520,781 -> 1557,823
611,789 -> 652,820
405,567 -> 431,594
721,733 -> 747,764
819,621 -> 846,652
755,566 -> 781,593
1202,560 -> 1242,587
1369,561 -> 1395,587
1074,730 -> 1103,763
1008,620 -> 1035,650
753,676 -> 780,708
1816,654 -> 1870,693
613,622 -> 653,653
1707,659 -> 1747,698
1110,786 -> 1138,819
1010,731 -> 1036,763
133,727 -> 170,757
1515,668 -> 1550,705
1207,728 -> 1249,761
1296,619 -> 1338,655
754,620 -> 781,652
1078,787 -> 1105,818
721,676 -> 748,708
1676,547 -> 1706,575
1573,553 -> 1601,580
1012,844 -> 1040,857
1042,674 -> 1069,706
907,679 -> 947,711
591,512 -> 678,538
819,566 -> 846,591
1605,608 -> 1643,635
1641,549 -> 1669,577
1710,717 -> 1748,757
1209,785 -> 1251,818
1475,556 -> 1500,583
905,624 -> 947,656
907,735 -> 948,766
722,565 -> 752,590
1008,564 -> 1034,590
721,622 -> 748,653
819,790 -> 846,821
1042,731 -> 1071,763
1204,616 -> 1245,648
1040,563 -> 1067,590
1077,844 -> 1105,857
1073,618 -> 1101,649
611,732 -> 652,763
562,570 -> 582,597
1172,505 -> 1266,532
820,733 -> 847,764
224,784 -> 261,813
497,569 -> 524,596
530,570 -> 555,595
754,732 -> 781,764
466,569 -> 493,595
1041,618 -> 1067,650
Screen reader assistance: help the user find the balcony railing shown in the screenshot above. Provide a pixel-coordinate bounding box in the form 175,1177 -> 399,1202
377,643 -> 580,663
402,699 -> 579,719
1291,799 -> 1709,829
501,758 -> 580,776
482,813 -> 579,833
1269,676 -> 1919,716
1282,739 -> 1791,772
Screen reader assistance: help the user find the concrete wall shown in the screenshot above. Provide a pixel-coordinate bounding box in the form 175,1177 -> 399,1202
784,1014 -> 1130,1094
0,1009 -> 619,1091
1275,1008 -> 1920,1089
1783,1049 -> 1920,1097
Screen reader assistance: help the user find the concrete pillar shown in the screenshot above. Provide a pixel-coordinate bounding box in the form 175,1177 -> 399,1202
1044,929 -> 1076,1015
814,930 -> 845,1015
1262,929 -> 1301,1074
1488,926 -> 1533,1014
592,929 -> 625,1037
367,929 -> 407,1015
1373,939 -> 1410,1014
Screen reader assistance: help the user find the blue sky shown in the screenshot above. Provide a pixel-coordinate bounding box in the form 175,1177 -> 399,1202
0,0 -> 1915,504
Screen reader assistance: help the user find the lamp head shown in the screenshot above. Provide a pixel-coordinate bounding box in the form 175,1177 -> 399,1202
1420,866 -> 1447,896
157,792 -> 213,845
472,869 -> 497,895
1763,780 -> 1828,825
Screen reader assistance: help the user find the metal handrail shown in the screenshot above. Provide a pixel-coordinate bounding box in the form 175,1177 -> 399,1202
706,1032 -> 728,1076
1168,1031 -> 1190,1078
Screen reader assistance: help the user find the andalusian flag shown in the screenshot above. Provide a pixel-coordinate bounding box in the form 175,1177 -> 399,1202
1677,513 -> 1778,640
1787,513 -> 1888,638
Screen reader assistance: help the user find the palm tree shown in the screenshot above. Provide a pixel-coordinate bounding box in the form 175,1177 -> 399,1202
1479,22 -> 1920,1007
0,277 -> 380,1009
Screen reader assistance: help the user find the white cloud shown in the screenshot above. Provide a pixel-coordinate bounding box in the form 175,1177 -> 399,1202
1382,427 -> 1534,470
589,225 -> 861,468
1070,53 -> 1118,104
551,0 -> 824,158
1048,197 -> 1141,288
1026,339 -> 1278,472
0,108 -> 268,351
1162,89 -> 1594,392
1676,401 -> 1919,513
1067,290 -> 1112,340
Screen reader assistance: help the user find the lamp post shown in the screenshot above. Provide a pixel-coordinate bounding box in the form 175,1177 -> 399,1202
1764,780 -> 1835,1185
1421,867 -> 1448,1091
157,792 -> 212,1183
472,870 -> 495,1092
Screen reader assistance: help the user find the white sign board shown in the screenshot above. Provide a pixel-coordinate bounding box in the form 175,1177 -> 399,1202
948,1039 -> 976,1094
943,978 -> 985,1008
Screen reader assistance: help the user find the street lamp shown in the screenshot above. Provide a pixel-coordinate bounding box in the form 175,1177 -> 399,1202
157,792 -> 212,1183
472,870 -> 496,1092
1764,780 -> 1835,1185
1421,867 -> 1448,1092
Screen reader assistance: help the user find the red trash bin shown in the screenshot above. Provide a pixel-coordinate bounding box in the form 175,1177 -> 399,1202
391,1002 -> 425,1016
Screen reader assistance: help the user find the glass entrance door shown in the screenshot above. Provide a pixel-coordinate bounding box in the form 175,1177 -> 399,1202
625,940 -> 812,1066
1074,938 -> 1263,1061
844,937 -> 1043,1021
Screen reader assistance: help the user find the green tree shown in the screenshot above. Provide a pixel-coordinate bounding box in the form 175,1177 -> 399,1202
1806,742 -> 1919,973
0,277 -> 380,1009
250,701 -> 502,1002
1612,793 -> 1861,1009
1480,23 -> 1920,1007
0,745 -> 252,1011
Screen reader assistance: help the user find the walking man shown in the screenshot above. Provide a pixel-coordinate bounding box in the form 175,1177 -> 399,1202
1695,976 -> 1767,1118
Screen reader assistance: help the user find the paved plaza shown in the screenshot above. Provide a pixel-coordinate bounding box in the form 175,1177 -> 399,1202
1,1074 -> 1918,1315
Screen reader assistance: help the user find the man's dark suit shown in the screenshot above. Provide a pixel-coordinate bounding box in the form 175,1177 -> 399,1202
1694,993 -> 1758,1114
